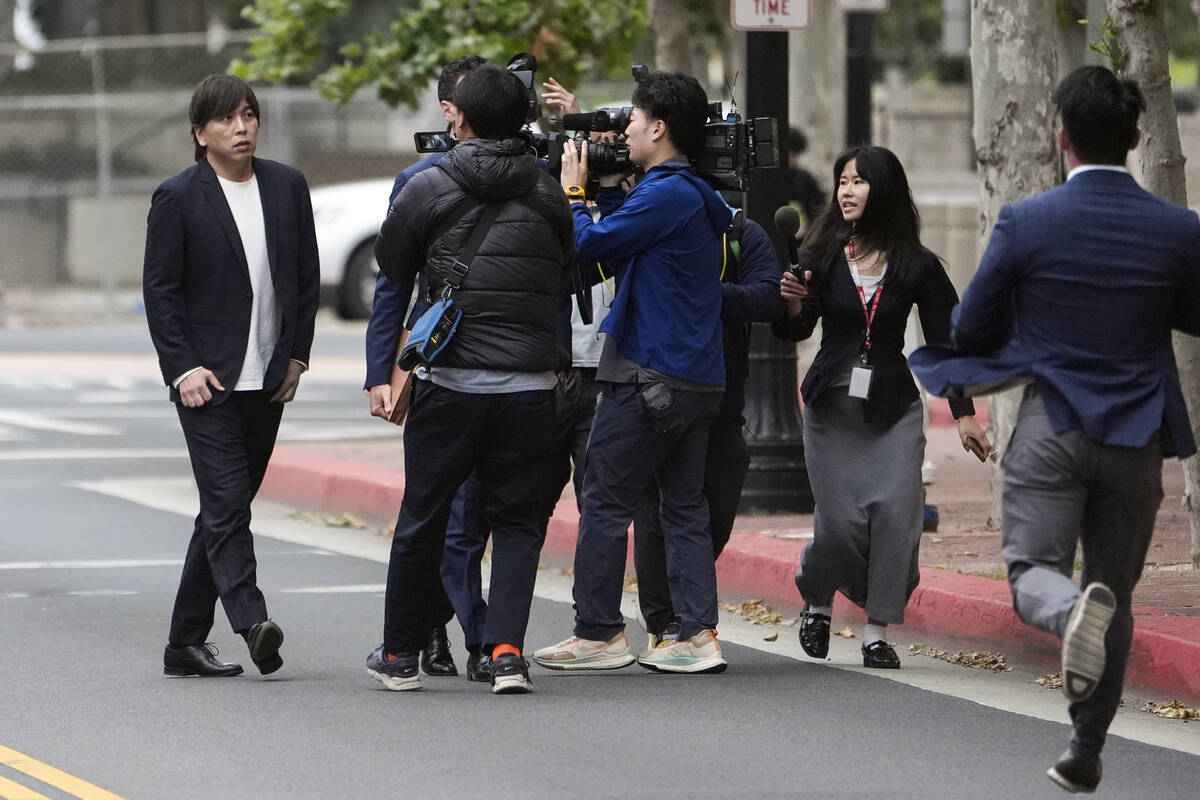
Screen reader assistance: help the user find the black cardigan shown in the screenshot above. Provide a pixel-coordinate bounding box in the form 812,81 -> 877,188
773,248 -> 976,427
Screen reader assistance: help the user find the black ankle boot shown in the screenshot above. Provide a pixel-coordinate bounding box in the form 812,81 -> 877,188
421,625 -> 458,676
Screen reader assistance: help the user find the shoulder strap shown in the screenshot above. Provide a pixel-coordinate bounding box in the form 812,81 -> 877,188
443,201 -> 503,295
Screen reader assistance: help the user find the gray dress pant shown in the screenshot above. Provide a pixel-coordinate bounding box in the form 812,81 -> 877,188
1001,387 -> 1163,759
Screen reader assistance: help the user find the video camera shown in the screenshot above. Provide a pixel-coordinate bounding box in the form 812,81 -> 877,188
415,59 -> 779,194
551,66 -> 779,193
412,52 -> 543,153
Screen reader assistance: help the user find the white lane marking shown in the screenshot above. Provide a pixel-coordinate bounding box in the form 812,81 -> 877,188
1,592 -> 31,599
281,584 -> 386,594
0,449 -> 186,461
67,589 -> 139,596
80,476 -> 1200,758
0,558 -> 182,570
0,424 -> 34,442
0,410 -> 118,436
77,391 -> 141,404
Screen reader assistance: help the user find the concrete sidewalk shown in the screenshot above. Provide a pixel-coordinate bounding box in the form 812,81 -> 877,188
258,407 -> 1200,702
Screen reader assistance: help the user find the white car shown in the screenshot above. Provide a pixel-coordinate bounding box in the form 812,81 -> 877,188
310,177 -> 395,319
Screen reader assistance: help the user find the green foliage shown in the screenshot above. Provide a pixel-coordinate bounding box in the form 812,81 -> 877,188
231,0 -> 648,108
230,0 -> 353,85
873,0 -> 946,81
1079,15 -> 1129,74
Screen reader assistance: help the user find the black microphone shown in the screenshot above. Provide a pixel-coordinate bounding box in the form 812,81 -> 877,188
774,205 -> 803,282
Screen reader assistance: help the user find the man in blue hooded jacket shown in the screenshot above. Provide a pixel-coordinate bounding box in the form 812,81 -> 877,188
533,71 -> 732,674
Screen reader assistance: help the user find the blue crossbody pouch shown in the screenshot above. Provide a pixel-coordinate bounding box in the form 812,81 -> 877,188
398,199 -> 502,371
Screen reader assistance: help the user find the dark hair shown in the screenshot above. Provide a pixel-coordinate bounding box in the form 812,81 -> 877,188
801,145 -> 931,293
631,71 -> 709,160
453,63 -> 528,140
437,55 -> 488,102
1053,65 -> 1145,165
788,126 -> 808,156
189,74 -> 260,162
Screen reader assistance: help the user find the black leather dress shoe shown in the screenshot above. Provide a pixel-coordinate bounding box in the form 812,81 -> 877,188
243,620 -> 284,675
164,643 -> 244,677
861,640 -> 901,669
466,650 -> 491,682
1047,751 -> 1101,793
798,605 -> 831,659
421,625 -> 458,676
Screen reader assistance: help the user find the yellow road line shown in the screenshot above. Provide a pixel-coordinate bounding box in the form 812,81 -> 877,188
0,774 -> 54,800
0,745 -> 125,800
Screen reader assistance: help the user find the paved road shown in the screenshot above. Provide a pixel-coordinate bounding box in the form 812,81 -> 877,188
1,326 -> 1198,799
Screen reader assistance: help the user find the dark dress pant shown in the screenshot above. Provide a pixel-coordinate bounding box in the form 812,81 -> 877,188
439,368 -> 601,649
169,390 -> 282,645
383,380 -> 554,655
573,382 -> 722,642
633,414 -> 750,633
1001,388 -> 1163,759
442,474 -> 487,648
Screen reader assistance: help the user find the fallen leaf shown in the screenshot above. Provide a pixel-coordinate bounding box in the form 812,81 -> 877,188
910,643 -> 947,659
835,626 -> 856,639
1035,672 -> 1063,689
718,599 -> 790,625
763,632 -> 779,642
910,644 -> 1010,671
1143,700 -> 1200,720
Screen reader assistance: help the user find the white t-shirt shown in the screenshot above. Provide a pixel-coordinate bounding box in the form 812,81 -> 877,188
218,173 -> 279,391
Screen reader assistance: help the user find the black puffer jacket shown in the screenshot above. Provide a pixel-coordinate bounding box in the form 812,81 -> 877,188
375,138 -> 575,372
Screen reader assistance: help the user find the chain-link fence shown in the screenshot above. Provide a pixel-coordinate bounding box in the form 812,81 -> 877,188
0,31 -> 440,296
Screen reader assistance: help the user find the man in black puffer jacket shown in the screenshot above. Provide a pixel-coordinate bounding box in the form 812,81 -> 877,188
367,64 -> 575,695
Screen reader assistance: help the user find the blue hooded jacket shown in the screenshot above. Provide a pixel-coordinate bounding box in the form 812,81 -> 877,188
572,163 -> 731,386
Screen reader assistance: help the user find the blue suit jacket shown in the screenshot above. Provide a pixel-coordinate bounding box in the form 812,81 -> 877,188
910,169 -> 1200,457
362,154 -> 445,389
143,157 -> 319,404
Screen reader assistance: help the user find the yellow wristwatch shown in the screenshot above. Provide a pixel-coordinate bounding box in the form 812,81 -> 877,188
564,185 -> 586,201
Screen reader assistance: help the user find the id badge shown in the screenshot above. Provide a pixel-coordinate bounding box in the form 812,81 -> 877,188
848,364 -> 873,399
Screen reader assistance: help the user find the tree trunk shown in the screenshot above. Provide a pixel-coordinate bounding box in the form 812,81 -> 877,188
970,0 -> 1061,528
1108,0 -> 1200,570
649,0 -> 693,73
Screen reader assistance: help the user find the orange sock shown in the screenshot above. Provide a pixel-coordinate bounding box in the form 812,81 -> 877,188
492,643 -> 520,660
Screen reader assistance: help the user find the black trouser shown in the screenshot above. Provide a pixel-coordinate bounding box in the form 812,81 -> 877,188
383,380 -> 554,656
169,390 -> 282,645
440,368 -> 602,649
633,415 -> 750,634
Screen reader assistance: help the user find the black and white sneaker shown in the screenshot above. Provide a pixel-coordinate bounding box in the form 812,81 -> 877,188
490,653 -> 532,695
365,644 -> 421,691
1047,751 -> 1101,793
1062,583 -> 1117,703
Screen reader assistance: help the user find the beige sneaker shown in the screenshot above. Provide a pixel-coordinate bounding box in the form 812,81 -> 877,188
531,631 -> 636,670
637,628 -> 727,674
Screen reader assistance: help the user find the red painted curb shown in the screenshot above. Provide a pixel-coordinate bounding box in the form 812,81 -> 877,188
263,445 -> 1200,700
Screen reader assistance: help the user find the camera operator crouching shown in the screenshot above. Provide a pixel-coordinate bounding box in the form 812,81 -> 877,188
367,63 -> 576,695
533,71 -> 731,675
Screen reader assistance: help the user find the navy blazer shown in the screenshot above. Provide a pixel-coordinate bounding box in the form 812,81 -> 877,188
143,157 -> 319,404
911,169 -> 1200,456
362,154 -> 444,390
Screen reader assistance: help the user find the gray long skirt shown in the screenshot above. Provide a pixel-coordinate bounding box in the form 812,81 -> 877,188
796,391 -> 926,624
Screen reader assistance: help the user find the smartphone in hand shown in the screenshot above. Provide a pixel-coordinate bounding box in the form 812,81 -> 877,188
965,435 -> 988,463
788,264 -> 808,287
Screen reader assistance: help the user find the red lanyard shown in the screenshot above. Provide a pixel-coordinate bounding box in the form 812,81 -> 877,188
845,240 -> 882,355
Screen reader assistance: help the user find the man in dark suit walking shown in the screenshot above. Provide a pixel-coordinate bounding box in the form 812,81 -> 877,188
912,66 -> 1200,793
143,74 -> 319,678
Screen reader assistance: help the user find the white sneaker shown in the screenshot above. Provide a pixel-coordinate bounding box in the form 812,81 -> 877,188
1062,582 -> 1117,703
637,628 -> 727,674
531,631 -> 636,670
